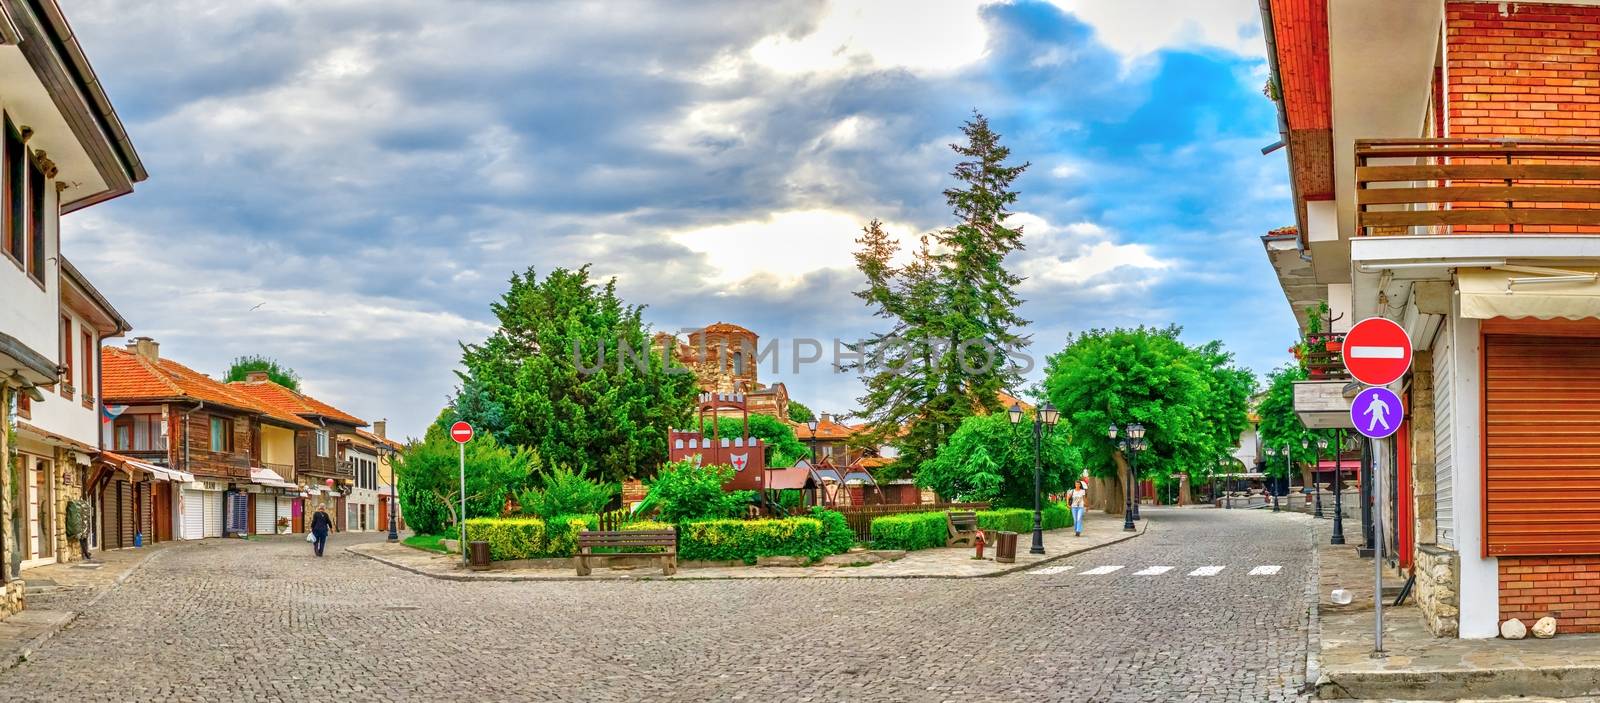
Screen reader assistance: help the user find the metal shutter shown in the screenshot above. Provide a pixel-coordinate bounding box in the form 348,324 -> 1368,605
1484,334 -> 1600,555
253,495 -> 276,535
138,483 -> 152,540
1434,321 -> 1455,547
181,489 -> 204,540
202,491 -> 223,538
118,481 -> 135,547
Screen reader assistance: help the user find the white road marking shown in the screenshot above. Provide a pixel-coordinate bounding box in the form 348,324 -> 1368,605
1133,566 -> 1173,576
1249,565 -> 1283,576
1080,565 -> 1125,575
1028,565 -> 1074,576
1348,345 -> 1404,359
1188,565 -> 1226,576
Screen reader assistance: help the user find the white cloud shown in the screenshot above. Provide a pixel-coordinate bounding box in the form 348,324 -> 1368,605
665,208 -> 915,288
750,0 -> 991,75
1010,212 -> 1170,290
1045,0 -> 1263,61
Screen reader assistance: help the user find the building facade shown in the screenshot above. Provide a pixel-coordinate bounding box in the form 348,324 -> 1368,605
0,0 -> 146,618
1263,0 -> 1600,637
229,373 -> 366,531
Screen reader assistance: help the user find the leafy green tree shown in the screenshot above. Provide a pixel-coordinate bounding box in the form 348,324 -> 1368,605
852,113 -> 1031,475
635,459 -> 752,523
392,411 -> 541,535
787,401 -> 816,424
916,411 -> 1079,507
1042,326 -> 1253,513
456,266 -> 698,483
1256,364 -> 1327,478
224,355 -> 301,391
706,414 -> 808,467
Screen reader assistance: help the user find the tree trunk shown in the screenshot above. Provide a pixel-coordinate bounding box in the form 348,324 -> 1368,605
1096,451 -> 1132,515
1177,474 -> 1192,506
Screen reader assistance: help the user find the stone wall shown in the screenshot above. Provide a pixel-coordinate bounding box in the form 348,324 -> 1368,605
0,579 -> 21,619
1410,350 -> 1437,548
1416,544 -> 1460,637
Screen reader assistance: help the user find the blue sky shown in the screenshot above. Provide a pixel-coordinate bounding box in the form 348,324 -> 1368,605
63,0 -> 1296,439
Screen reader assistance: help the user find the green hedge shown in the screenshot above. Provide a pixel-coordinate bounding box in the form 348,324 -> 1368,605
465,515 -> 676,560
868,512 -> 948,551
463,518 -> 546,561
678,517 -> 846,564
977,504 -> 1072,533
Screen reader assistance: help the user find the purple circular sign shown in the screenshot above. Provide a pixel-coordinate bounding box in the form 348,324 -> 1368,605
1350,387 -> 1403,439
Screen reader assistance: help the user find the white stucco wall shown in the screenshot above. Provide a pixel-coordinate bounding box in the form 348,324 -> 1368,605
26,308 -> 100,449
1449,299 -> 1497,639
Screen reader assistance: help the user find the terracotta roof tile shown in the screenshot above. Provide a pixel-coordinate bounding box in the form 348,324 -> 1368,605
229,379 -> 366,428
100,347 -> 313,428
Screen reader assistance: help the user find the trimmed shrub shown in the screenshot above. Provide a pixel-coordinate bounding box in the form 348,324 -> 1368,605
546,514 -> 676,556
810,507 -> 856,554
637,460 -> 751,523
977,505 -> 1074,534
678,517 -> 840,564
868,512 -> 948,551
463,518 -> 546,561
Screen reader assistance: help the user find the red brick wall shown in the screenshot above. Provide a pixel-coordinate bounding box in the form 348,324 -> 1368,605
1447,2 -> 1600,139
1499,556 -> 1600,633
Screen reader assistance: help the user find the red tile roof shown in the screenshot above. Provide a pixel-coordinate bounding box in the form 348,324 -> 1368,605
354,428 -> 404,450
100,347 -> 313,428
229,379 -> 366,428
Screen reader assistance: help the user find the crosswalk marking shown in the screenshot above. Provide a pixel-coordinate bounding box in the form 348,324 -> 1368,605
1080,565 -> 1125,575
1028,565 -> 1074,576
1133,566 -> 1173,576
1249,565 -> 1282,576
1188,565 -> 1225,576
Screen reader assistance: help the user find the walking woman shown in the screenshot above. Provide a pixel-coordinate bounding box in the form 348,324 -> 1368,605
1070,479 -> 1089,537
310,505 -> 333,557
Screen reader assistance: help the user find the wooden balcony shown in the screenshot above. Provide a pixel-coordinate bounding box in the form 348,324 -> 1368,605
1356,138 -> 1600,236
1301,332 -> 1348,381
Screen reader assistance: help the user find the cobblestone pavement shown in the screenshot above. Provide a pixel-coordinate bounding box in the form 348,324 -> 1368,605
0,509 -> 1317,702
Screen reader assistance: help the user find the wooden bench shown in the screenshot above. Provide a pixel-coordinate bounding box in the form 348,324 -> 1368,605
946,510 -> 981,547
575,529 -> 678,576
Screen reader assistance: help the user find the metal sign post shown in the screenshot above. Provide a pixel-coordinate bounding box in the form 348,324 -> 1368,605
450,421 -> 474,567
1371,437 -> 1384,654
1350,379 -> 1402,657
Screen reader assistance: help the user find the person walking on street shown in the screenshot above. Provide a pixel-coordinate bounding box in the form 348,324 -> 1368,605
310,505 -> 333,557
1069,479 -> 1088,537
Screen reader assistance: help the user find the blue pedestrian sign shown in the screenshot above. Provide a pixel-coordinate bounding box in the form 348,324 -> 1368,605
1350,387 -> 1403,439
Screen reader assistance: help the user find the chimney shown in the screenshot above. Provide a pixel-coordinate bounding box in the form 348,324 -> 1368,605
127,337 -> 159,363
374,419 -> 387,439
245,371 -> 271,383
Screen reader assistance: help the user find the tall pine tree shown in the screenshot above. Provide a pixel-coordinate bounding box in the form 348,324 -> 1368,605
851,113 -> 1032,476
454,266 -> 698,483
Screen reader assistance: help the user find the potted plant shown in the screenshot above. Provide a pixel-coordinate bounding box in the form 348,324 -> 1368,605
276,516 -> 291,535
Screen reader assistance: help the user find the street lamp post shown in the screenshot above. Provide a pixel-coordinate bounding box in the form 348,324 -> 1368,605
1011,402 -> 1060,555
1314,436 -> 1328,519
1265,446 -> 1281,512
1219,458 -> 1232,509
1331,429 -> 1347,545
1108,422 -> 1147,532
382,443 -> 400,542
807,418 -> 819,464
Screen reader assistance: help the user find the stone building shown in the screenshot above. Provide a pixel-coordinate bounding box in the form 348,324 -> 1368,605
655,322 -> 791,420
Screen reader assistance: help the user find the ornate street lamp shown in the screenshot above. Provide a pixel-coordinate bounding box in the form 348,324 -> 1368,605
1265,446 -> 1281,512
1108,422 -> 1147,532
1314,436 -> 1329,519
1219,458 -> 1232,509
1010,402 -> 1060,554
1331,429 -> 1348,545
806,417 -> 819,463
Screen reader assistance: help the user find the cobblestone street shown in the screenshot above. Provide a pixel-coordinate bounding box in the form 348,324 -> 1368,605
0,508 -> 1316,702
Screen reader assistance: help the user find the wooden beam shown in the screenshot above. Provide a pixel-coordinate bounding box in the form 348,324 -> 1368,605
1358,185 -> 1600,205
1356,164 -> 1600,183
1360,208 -> 1600,228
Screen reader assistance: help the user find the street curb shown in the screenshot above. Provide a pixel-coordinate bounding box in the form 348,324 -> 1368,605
0,544 -> 173,673
1304,516 -> 1324,696
347,519 -> 1149,583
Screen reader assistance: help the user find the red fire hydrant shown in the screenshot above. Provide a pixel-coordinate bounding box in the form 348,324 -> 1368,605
975,529 -> 987,559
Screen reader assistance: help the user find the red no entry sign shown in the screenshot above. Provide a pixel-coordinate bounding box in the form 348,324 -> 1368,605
1343,317 -> 1413,387
450,421 -> 474,444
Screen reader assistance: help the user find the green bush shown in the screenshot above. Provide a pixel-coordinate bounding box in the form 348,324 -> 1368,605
810,507 -> 856,554
542,514 -> 675,556
677,517 -> 844,564
637,460 -> 751,523
868,512 -> 948,551
517,466 -> 616,520
463,518 -> 546,561
976,505 -> 1074,534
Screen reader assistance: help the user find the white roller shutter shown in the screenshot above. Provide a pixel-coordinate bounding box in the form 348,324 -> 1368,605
202,491 -> 223,538
181,489 -> 204,540
253,496 -> 276,535
1434,320 -> 1456,547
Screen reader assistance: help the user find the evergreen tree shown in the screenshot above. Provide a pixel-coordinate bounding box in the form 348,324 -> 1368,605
850,113 -> 1031,475
224,355 -> 301,391
455,266 -> 698,483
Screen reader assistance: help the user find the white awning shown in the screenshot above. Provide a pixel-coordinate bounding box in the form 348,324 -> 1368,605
115,455 -> 193,483
1460,266 -> 1600,321
249,467 -> 297,490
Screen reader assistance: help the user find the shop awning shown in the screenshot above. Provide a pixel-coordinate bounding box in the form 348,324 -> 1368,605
99,451 -> 194,483
249,467 -> 297,490
1460,267 -> 1600,320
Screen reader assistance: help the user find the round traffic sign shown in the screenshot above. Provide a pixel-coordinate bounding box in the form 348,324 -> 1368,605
1343,317 -> 1413,386
449,421 -> 474,444
1350,386 -> 1403,439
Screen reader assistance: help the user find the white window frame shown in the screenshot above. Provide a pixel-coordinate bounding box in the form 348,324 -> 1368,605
316,429 -> 329,458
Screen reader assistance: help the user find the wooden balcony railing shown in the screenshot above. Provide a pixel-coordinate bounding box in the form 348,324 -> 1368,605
1356,138 -> 1600,235
1301,332 -> 1348,381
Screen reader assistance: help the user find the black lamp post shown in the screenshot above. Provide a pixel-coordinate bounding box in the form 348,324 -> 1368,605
1265,446 -> 1282,512
1331,429 -> 1347,545
1313,436 -> 1328,519
1220,458 -> 1232,509
1107,422 -> 1146,532
1010,401 -> 1060,555
806,418 -> 819,463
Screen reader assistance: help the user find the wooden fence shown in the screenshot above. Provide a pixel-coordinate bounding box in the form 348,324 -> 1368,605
829,502 -> 990,544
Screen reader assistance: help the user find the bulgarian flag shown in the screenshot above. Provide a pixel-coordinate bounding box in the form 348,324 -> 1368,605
101,403 -> 126,424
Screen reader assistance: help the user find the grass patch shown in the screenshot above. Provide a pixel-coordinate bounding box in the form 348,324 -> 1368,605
403,533 -> 450,554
